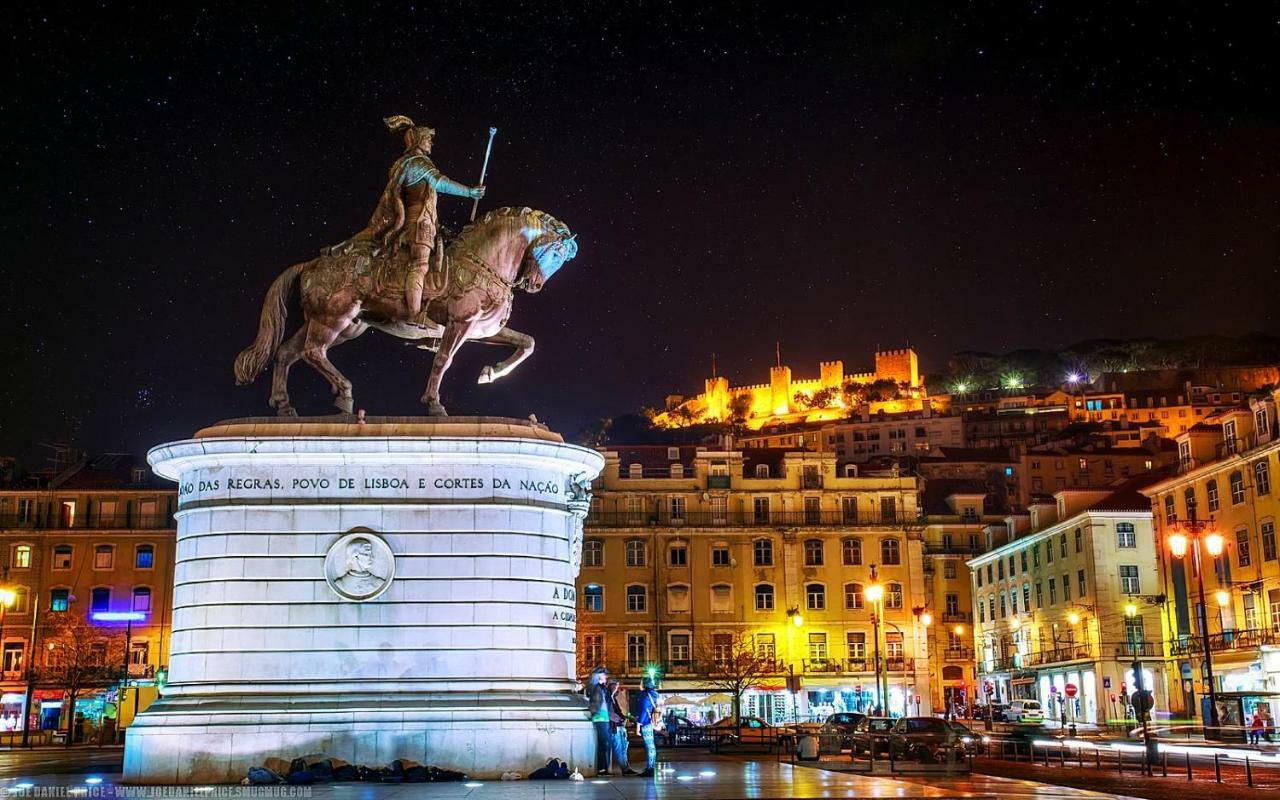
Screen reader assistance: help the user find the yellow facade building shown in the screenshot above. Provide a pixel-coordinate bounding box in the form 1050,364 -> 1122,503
0,455 -> 176,741
1141,389 -> 1280,727
578,445 -> 931,722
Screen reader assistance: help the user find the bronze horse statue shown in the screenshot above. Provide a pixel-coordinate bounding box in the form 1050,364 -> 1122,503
233,207 -> 578,416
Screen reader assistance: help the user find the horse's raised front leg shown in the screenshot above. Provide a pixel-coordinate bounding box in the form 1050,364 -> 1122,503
422,320 -> 473,416
300,317 -> 361,414
476,326 -> 535,385
269,328 -> 307,416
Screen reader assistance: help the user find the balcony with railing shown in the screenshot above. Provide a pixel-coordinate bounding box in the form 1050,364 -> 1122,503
943,646 -> 975,661
1111,641 -> 1163,659
0,514 -> 174,530
586,509 -> 915,529
940,612 -> 973,624
1022,644 -> 1095,667
1168,627 -> 1280,657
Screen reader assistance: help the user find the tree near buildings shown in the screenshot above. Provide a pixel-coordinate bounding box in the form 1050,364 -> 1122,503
697,632 -> 777,726
39,613 -> 125,746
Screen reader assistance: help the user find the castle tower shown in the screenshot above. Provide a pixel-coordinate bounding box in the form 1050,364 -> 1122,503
770,365 -> 792,415
875,348 -> 919,388
820,360 -> 844,393
704,376 -> 730,421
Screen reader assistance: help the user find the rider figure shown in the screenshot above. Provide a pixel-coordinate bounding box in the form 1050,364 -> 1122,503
353,115 -> 485,316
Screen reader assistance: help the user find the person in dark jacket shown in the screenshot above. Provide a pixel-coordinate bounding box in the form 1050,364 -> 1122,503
586,667 -> 612,774
607,681 -> 635,774
636,677 -> 660,776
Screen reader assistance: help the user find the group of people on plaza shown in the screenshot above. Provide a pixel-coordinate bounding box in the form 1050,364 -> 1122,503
586,667 -> 659,777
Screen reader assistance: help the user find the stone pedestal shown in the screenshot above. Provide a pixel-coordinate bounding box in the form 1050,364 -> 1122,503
123,417 -> 603,784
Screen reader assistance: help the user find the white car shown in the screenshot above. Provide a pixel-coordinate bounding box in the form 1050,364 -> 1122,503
1006,699 -> 1043,723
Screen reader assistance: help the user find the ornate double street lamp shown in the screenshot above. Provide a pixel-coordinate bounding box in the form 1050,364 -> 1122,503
1165,498 -> 1224,738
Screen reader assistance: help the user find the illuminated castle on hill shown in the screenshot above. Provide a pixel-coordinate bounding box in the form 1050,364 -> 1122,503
655,348 -> 927,430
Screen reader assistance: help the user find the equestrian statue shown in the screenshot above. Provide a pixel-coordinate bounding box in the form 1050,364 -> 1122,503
233,115 -> 578,416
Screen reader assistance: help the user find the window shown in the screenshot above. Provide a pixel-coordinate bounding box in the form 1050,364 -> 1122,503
132,586 -> 151,612
1263,521 -> 1277,562
1207,480 -> 1220,512
841,496 -> 859,523
844,582 -> 864,610
846,632 -> 866,661
1119,565 -> 1140,594
1048,578 -> 1057,605
842,538 -> 862,566
1059,533 -> 1067,558
978,600 -> 986,623
626,634 -> 647,667
1032,545 -> 1040,568
1020,550 -> 1028,572
667,584 -> 690,613
885,582 -> 903,609
583,539 -> 603,568
1062,573 -> 1071,602
1035,582 -> 1043,608
1236,529 -> 1252,567
804,496 -> 821,524
945,593 -> 959,614
626,585 -> 647,613
753,496 -> 770,522
1047,540 -> 1054,564
710,495 -> 728,524
17,499 -> 33,524
881,538 -> 901,565
1230,471 -> 1245,505
754,464 -> 770,479
1075,528 -> 1083,553
885,632 -> 904,662
1008,588 -> 1017,614
582,633 -> 604,667
625,540 -> 646,567
808,632 -> 828,662
668,542 -> 688,567
582,584 -> 603,612
753,538 -> 773,566
12,588 -> 27,614
756,633 -> 776,661
712,633 -> 733,664
50,588 -> 70,612
135,544 -> 155,569
12,545 -> 31,569
94,544 -> 114,570
2,642 -> 24,675
1116,523 -> 1136,548
710,584 -> 732,613
804,539 -> 824,566
711,545 -> 731,566
1077,569 -> 1087,598
52,545 -> 72,571
997,560 -> 1005,580
943,561 -> 957,579
988,595 -> 995,621
670,463 -> 684,479
1256,462 -> 1271,496
90,587 -> 110,614
1022,583 -> 1031,611
1124,616 -> 1146,648
1164,494 -> 1177,523
987,564 -> 993,583
669,496 -> 685,521
880,496 -> 896,522
806,583 -> 826,611
754,583 -> 775,611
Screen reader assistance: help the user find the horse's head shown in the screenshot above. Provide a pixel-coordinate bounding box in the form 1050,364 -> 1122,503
519,212 -> 579,294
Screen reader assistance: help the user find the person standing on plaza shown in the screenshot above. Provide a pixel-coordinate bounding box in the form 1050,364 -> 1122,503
635,677 -> 661,777
586,667 -> 612,774
607,681 -> 636,775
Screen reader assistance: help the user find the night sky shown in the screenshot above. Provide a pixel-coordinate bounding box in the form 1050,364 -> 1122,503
3,2 -> 1278,463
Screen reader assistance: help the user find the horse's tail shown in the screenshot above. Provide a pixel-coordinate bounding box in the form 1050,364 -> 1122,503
234,262 -> 304,385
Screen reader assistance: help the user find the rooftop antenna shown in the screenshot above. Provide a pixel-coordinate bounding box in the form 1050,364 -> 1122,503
775,341 -> 781,368
712,352 -> 717,378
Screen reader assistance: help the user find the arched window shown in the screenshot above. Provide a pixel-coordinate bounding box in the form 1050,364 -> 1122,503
844,582 -> 864,610
93,544 -> 114,570
842,538 -> 862,566
805,583 -> 826,611
90,587 -> 111,614
803,539 -> 824,566
132,586 -> 152,612
625,539 -> 647,567
135,544 -> 155,569
885,582 -> 903,609
753,538 -> 774,566
754,464 -> 770,479
12,545 -> 31,569
626,585 -> 647,613
881,538 -> 901,565
843,464 -> 857,477
754,583 -> 775,611
582,539 -> 603,568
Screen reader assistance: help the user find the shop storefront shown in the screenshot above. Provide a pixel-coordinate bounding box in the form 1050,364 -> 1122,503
1036,668 -> 1099,724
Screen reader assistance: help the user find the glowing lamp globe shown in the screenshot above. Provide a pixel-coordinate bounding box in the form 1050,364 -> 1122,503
1204,531 -> 1225,557
1067,612 -> 1080,625
864,584 -> 884,603
1167,532 -> 1188,558
1215,590 -> 1230,607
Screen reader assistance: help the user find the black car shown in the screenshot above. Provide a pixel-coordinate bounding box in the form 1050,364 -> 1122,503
887,717 -> 966,763
850,716 -> 895,756
946,720 -> 989,754
818,712 -> 866,752
657,716 -> 706,745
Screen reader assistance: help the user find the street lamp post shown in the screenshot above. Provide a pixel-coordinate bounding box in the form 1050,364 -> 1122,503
865,566 -> 885,715
1124,602 -> 1158,773
1166,500 -> 1223,737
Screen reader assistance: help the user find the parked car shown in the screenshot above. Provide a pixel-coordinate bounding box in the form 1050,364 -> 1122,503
975,702 -> 1008,722
1006,699 -> 1044,723
888,716 -> 967,763
710,716 -> 788,744
849,716 -> 895,756
819,712 -> 866,751
657,716 -> 706,745
946,720 -> 989,754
